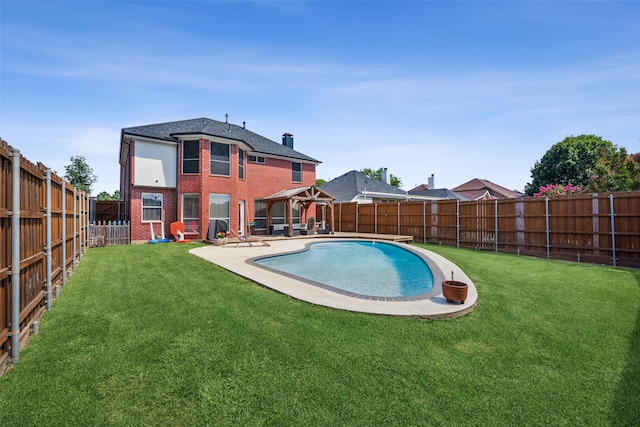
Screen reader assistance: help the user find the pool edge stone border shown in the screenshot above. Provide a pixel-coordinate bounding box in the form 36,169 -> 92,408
190,238 -> 477,319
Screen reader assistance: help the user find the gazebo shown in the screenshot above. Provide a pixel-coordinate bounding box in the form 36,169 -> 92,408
264,185 -> 335,237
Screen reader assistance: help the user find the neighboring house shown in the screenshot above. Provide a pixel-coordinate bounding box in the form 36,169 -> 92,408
408,175 -> 468,201
119,117 -> 320,241
319,170 -> 456,203
407,187 -> 468,201
451,178 -> 522,201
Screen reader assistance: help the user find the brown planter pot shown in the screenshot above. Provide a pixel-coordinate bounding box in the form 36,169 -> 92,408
213,238 -> 227,246
442,280 -> 468,304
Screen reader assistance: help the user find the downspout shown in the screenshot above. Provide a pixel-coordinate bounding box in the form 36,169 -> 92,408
10,149 -> 21,363
45,168 -> 52,310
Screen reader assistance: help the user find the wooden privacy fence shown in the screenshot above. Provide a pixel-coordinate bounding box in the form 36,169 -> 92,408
90,199 -> 127,223
1,140 -> 89,372
326,192 -> 640,268
88,221 -> 130,247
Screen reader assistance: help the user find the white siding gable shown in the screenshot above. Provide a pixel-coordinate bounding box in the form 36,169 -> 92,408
134,140 -> 177,188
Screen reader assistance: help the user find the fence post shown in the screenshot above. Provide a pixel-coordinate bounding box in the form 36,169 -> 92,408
456,199 -> 460,247
45,168 -> 52,310
397,202 -> 400,235
355,203 -> 359,233
610,194 -> 617,266
494,199 -> 498,252
10,149 -> 21,364
374,203 -> 378,234
545,197 -> 550,259
73,188 -> 77,270
61,180 -> 67,286
423,201 -> 427,244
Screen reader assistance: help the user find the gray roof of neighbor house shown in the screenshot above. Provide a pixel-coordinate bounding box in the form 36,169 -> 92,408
319,170 -> 407,202
407,188 -> 469,201
122,117 -> 320,163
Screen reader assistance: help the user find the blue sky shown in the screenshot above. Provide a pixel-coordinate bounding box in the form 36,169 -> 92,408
1,0 -> 639,195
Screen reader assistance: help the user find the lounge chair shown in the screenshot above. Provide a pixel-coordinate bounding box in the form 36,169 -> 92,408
229,229 -> 270,247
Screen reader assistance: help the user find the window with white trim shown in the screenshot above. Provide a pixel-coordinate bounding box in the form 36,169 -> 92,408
249,155 -> 265,164
239,148 -> 245,179
182,194 -> 199,233
292,162 -> 302,182
209,193 -> 230,230
210,142 -> 230,175
142,193 -> 162,222
254,199 -> 266,230
182,140 -> 199,174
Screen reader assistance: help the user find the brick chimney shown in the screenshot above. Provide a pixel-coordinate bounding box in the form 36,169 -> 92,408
282,133 -> 294,149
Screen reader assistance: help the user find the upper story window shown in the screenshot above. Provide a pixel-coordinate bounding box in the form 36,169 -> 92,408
239,148 -> 245,179
292,162 -> 302,182
182,140 -> 199,174
142,193 -> 162,222
210,142 -> 230,176
248,155 -> 265,164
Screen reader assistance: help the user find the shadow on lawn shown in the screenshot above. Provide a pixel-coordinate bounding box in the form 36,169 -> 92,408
610,269 -> 640,426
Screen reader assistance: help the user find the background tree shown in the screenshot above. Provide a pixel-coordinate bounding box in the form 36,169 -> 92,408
360,167 -> 402,188
524,135 -> 637,196
64,155 -> 97,195
96,190 -> 120,201
315,178 -> 327,187
588,147 -> 640,192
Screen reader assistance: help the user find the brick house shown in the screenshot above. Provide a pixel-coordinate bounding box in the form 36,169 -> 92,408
119,117 -> 320,242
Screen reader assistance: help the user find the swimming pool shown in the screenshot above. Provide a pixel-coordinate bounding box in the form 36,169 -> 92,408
254,241 -> 434,299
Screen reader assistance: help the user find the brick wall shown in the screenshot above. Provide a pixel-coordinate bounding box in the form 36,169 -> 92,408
121,136 -> 319,241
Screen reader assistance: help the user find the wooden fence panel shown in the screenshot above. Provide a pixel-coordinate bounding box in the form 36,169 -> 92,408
399,202 -> 425,241
0,140 -> 11,370
92,200 -> 127,223
357,204 -> 375,234
1,140 -> 89,373
332,192 -> 640,268
376,202 -> 399,235
612,192 -> 640,267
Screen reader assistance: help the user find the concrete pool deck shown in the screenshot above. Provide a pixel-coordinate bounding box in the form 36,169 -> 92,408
190,237 -> 477,319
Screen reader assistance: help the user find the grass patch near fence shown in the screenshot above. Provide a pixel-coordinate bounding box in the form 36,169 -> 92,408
1,242 -> 639,426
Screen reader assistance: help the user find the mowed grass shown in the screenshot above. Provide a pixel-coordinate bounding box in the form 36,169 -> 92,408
1,242 -> 639,426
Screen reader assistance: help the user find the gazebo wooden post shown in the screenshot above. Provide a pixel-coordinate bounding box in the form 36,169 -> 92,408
329,201 -> 335,234
266,200 -> 273,235
287,199 -> 294,237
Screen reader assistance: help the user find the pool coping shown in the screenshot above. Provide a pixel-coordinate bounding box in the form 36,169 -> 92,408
190,238 -> 477,319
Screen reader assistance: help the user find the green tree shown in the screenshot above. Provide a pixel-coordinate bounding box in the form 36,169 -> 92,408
315,178 -> 327,187
96,190 -> 120,201
360,167 -> 402,188
589,147 -> 640,192
525,135 -> 612,195
64,155 -> 97,195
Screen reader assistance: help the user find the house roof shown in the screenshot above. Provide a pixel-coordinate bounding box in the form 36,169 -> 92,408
122,117 -> 320,163
452,178 -> 522,200
318,170 -> 407,202
407,188 -> 469,201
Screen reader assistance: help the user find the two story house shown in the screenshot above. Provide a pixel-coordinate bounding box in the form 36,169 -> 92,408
119,117 -> 320,242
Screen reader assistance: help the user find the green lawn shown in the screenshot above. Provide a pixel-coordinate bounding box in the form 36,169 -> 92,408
1,242 -> 639,426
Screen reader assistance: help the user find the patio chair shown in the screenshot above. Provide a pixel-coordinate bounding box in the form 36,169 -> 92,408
300,216 -> 315,235
229,229 -> 270,247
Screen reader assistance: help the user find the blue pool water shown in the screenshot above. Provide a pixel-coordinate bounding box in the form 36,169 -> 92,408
254,241 -> 434,297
